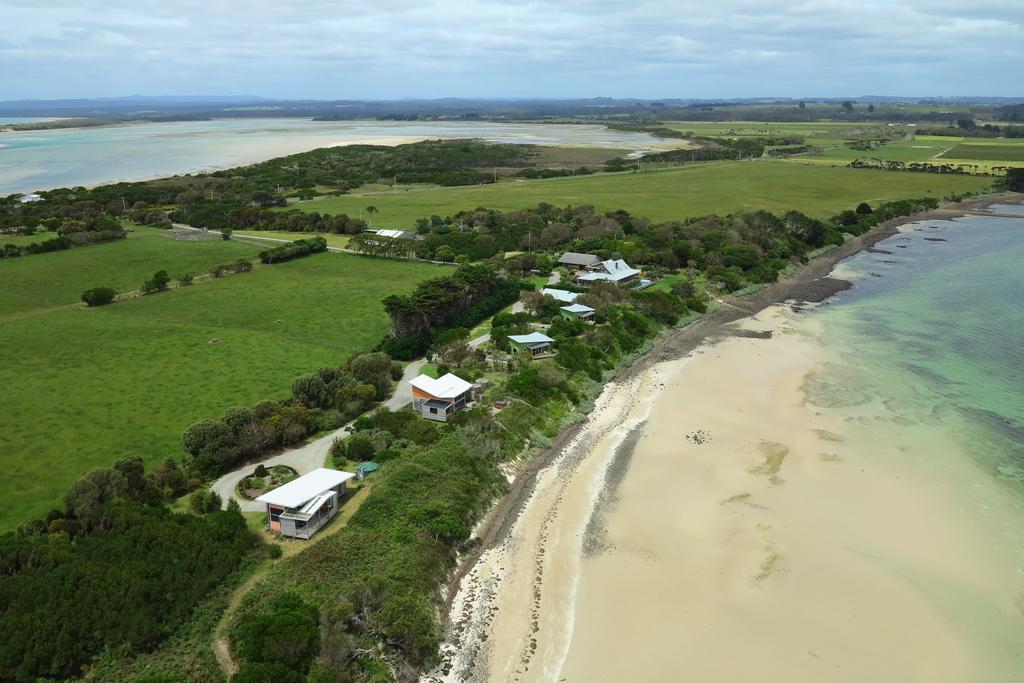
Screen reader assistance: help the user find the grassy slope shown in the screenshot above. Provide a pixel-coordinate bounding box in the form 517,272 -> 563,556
0,250 -> 450,530
233,231 -> 352,249
294,160 -> 991,227
0,227 -> 265,317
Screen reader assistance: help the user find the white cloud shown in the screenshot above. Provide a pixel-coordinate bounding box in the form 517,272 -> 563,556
0,0 -> 1019,98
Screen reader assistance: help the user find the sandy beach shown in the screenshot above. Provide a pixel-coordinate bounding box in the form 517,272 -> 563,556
434,305 -> 1024,682
431,196 -> 1024,683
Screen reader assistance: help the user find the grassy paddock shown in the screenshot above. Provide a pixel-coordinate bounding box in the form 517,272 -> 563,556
0,227 -> 265,317
233,230 -> 352,249
940,143 -> 1024,162
0,251 -> 451,530
294,160 -> 991,227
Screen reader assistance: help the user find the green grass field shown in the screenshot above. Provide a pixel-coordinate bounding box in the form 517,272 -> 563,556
0,245 -> 450,530
0,228 -> 265,318
940,143 -> 1024,162
295,160 -> 991,227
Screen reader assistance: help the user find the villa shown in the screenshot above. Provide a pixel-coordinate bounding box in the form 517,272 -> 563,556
557,252 -> 602,270
508,332 -> 555,358
256,467 -> 355,539
577,259 -> 641,285
560,303 -> 595,322
410,372 -> 474,422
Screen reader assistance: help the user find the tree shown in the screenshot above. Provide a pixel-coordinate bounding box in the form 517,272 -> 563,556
190,488 -> 222,514
81,287 -> 117,307
221,228 -> 233,240
798,101 -> 806,109
856,202 -> 873,215
178,273 -> 194,287
365,206 -> 378,227
841,100 -> 854,112
867,104 -> 875,113
957,118 -> 977,130
142,270 -> 170,294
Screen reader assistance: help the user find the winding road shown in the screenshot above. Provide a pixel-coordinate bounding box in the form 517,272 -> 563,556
211,360 -> 425,511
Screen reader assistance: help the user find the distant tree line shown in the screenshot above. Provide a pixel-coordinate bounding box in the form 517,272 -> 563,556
848,158 -> 995,175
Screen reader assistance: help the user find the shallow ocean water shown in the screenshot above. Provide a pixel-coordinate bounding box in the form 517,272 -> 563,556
811,212 -> 1024,490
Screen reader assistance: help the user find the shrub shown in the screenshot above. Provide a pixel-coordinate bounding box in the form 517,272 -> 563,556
232,662 -> 304,683
178,273 -> 194,286
141,269 -> 171,294
190,488 -> 223,514
81,286 -> 117,307
231,593 -> 320,673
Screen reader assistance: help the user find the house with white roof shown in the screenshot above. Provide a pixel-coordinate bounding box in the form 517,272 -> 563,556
508,332 -> 555,358
255,467 -> 355,539
540,288 -> 579,303
18,193 -> 42,203
560,303 -> 595,322
368,228 -> 418,240
410,372 -> 474,422
577,259 -> 641,285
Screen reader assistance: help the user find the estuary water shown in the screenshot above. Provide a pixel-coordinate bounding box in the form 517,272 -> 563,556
0,118 -> 676,195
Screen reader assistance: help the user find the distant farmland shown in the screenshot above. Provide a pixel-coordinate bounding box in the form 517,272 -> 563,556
940,143 -> 1024,162
0,239 -> 450,530
294,160 -> 992,227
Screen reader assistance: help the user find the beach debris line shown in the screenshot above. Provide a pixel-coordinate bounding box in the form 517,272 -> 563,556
686,429 -> 712,445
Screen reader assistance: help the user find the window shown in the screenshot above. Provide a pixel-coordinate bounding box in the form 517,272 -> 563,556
430,407 -> 438,414
269,507 -> 282,523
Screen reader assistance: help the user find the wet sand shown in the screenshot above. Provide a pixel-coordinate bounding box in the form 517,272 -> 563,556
434,305 -> 1024,682
559,307 -> 1024,682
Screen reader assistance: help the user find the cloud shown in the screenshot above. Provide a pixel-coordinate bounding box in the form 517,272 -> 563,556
0,0 -> 1019,98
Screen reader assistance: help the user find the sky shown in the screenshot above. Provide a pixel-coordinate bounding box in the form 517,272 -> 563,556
0,0 -> 1021,100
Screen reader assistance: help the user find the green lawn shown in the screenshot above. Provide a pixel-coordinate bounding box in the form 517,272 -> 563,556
0,250 -> 450,530
0,227 -> 265,318
295,160 -> 992,227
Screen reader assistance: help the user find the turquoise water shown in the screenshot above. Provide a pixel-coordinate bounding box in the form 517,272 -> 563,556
0,119 -> 670,195
816,213 -> 1024,488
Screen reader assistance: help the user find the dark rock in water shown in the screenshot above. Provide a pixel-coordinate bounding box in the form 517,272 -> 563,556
895,245 -> 909,248
869,272 -> 884,278
881,260 -> 899,264
924,237 -> 948,242
867,247 -> 893,254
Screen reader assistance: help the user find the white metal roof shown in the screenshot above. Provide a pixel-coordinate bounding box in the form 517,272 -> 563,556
541,288 -> 579,303
375,229 -> 417,240
508,332 -> 554,345
561,303 -> 595,314
409,372 -> 473,399
255,468 -> 355,509
578,259 -> 640,282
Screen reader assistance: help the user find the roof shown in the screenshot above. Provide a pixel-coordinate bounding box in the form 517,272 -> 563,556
561,303 -> 595,314
578,259 -> 641,282
374,229 -> 417,240
508,332 -> 555,346
558,252 -> 601,267
410,372 -> 473,399
256,468 -> 355,508
541,288 -> 579,303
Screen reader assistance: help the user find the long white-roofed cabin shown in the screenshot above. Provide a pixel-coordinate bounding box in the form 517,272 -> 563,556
255,467 -> 355,539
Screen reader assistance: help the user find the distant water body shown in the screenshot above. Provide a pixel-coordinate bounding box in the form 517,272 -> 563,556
0,118 -> 673,195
